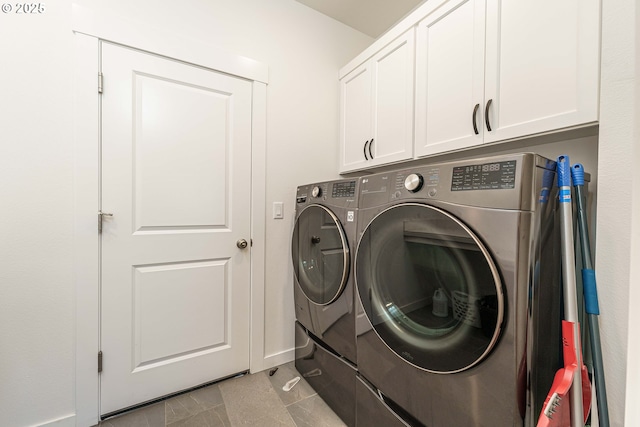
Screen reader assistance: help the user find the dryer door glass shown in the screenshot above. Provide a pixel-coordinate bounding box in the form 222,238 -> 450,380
356,203 -> 504,373
292,205 -> 349,305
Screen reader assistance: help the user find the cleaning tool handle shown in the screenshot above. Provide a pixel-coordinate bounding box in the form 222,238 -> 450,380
571,164 -> 585,186
572,165 -> 610,426
556,155 -> 584,427
574,184 -> 593,269
582,269 -> 600,315
557,155 -> 572,188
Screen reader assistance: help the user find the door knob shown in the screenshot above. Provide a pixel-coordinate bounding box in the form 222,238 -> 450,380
236,239 -> 248,249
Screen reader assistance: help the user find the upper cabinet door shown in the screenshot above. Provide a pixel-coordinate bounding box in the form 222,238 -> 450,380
340,62 -> 373,172
415,0 -> 486,157
340,29 -> 415,173
369,29 -> 415,167
483,0 -> 600,143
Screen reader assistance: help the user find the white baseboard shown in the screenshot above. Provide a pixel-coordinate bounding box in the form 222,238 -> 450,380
259,348 -> 295,372
33,414 -> 75,427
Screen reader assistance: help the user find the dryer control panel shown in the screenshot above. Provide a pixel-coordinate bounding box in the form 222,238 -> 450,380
359,153 -> 555,211
451,160 -> 517,191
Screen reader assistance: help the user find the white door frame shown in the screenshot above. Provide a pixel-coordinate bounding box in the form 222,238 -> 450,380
72,6 -> 268,426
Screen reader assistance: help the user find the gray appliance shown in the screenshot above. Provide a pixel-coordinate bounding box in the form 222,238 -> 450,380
295,321 -> 356,427
354,153 -> 562,426
292,179 -> 359,427
356,374 -> 414,427
292,178 -> 359,363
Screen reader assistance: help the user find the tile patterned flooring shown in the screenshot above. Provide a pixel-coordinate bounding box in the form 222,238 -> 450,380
98,362 -> 346,427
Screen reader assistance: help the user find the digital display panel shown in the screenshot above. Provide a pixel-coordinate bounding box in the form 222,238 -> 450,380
451,160 -> 517,191
332,181 -> 356,198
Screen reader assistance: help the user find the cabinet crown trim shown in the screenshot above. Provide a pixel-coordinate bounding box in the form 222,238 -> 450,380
339,0 -> 450,79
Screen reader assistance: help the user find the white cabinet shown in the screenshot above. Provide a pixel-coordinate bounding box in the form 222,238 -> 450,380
340,29 -> 415,173
340,62 -> 373,172
414,0 -> 486,156
483,0 -> 599,143
415,0 -> 600,157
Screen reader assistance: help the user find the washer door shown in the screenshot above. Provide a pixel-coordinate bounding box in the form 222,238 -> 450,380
356,203 -> 504,373
292,205 -> 349,305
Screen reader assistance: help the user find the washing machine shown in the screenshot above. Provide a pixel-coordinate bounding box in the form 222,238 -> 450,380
292,179 -> 359,426
295,321 -> 357,427
354,153 -> 562,426
292,178 -> 359,363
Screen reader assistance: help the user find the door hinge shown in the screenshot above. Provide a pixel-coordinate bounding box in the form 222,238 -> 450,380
98,351 -> 103,373
98,211 -> 113,233
98,72 -> 103,94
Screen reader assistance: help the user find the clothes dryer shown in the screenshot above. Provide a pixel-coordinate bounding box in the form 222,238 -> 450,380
355,374 -> 417,427
354,153 -> 561,426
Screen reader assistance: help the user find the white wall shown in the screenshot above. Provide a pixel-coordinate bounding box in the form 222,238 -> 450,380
0,1 -> 372,425
0,4 -> 76,427
599,0 -> 640,426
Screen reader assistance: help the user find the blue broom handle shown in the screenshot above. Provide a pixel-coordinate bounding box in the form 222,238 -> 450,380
572,163 -> 610,427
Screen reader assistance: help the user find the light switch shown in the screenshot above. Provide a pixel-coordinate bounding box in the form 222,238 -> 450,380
273,202 -> 284,219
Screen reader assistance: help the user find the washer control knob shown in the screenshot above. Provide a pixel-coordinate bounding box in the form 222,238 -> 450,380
404,173 -> 424,193
311,186 -> 322,198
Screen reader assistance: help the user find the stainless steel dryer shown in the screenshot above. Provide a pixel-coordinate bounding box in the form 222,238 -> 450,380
356,374 -> 416,427
292,178 -> 359,427
354,153 -> 562,426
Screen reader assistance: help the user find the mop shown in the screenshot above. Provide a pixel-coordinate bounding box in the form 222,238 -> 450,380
571,163 -> 610,427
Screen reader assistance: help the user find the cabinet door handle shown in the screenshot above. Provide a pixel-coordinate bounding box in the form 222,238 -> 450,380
369,138 -> 374,159
485,99 -> 493,132
472,103 -> 480,135
363,140 -> 370,160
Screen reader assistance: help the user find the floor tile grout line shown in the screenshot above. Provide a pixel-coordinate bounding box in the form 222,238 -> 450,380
164,386 -> 228,426
99,363 -> 342,427
270,370 -> 313,426
283,391 -> 319,409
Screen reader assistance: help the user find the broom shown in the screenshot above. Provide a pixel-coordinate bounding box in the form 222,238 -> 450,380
571,163 -> 610,427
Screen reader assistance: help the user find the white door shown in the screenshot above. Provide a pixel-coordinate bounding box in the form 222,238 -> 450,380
100,42 -> 252,415
415,0 -> 486,157
340,62 -> 373,172
483,0 -> 600,143
370,29 -> 415,166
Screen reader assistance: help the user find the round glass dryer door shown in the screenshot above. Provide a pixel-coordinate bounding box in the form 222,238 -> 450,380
356,203 -> 504,373
292,205 -> 349,305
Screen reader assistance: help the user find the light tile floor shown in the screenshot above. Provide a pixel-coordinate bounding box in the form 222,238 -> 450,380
98,362 -> 346,427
